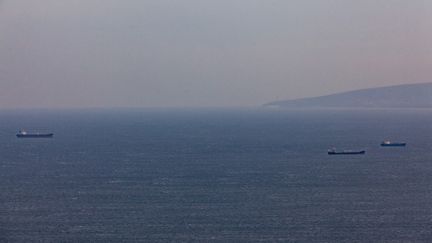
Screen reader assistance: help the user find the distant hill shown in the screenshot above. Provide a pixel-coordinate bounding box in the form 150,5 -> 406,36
265,83 -> 432,108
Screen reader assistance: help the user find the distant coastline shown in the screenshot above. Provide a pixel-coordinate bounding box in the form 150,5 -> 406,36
265,83 -> 432,108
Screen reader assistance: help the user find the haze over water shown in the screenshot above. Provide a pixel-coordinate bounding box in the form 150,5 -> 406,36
2,0 -> 432,241
0,0 -> 431,108
1,108 -> 432,241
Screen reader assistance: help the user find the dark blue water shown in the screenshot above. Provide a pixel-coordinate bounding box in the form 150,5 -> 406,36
1,108 -> 432,242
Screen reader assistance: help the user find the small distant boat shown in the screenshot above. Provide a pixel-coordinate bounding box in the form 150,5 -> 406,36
381,141 -> 406,147
328,149 -> 365,155
16,130 -> 53,138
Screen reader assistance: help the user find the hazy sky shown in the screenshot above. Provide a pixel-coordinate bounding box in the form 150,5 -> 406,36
0,0 -> 431,108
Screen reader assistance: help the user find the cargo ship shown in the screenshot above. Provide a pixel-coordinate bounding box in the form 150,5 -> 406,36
381,141 -> 406,147
16,130 -> 54,138
328,149 -> 365,155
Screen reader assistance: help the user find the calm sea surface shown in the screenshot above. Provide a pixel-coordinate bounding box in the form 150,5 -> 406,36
1,108 -> 432,242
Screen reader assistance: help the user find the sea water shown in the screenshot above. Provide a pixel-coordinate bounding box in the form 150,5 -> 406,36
1,108 -> 432,242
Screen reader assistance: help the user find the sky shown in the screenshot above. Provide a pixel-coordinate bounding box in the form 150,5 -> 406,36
0,0 -> 431,108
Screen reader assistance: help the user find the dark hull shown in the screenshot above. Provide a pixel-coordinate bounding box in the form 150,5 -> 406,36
17,133 -> 54,138
381,143 -> 406,147
328,151 -> 365,155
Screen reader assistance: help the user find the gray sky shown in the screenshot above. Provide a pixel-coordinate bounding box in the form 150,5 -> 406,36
0,0 -> 431,108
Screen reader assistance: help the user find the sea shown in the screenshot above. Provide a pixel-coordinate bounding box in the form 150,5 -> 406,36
1,108 -> 432,242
